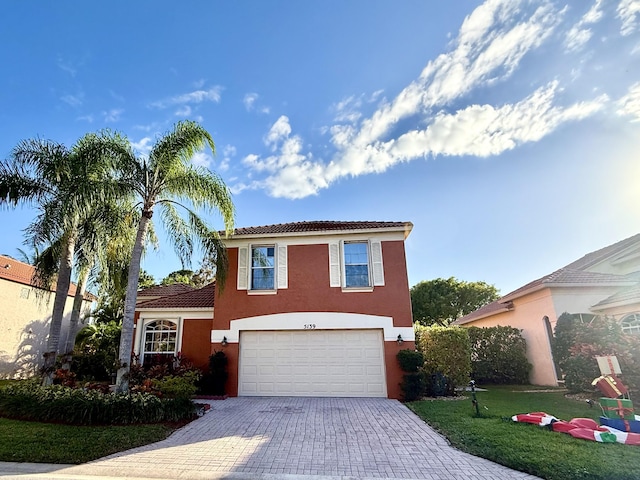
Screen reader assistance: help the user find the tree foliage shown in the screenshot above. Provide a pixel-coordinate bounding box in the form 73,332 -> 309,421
161,269 -> 195,286
415,325 -> 471,395
467,326 -> 531,384
411,277 -> 499,326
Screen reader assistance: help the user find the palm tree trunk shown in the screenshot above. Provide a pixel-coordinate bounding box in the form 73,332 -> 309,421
115,213 -> 151,392
60,267 -> 90,369
42,233 -> 75,385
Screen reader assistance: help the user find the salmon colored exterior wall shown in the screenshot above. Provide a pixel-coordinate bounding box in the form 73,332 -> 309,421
214,240 -> 413,399
181,319 -> 214,370
461,288 -> 560,386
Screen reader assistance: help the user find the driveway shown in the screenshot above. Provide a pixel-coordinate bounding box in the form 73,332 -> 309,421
0,397 -> 540,479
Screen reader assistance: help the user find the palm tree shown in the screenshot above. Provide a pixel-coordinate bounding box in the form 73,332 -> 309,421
0,131 -> 130,383
114,121 -> 235,392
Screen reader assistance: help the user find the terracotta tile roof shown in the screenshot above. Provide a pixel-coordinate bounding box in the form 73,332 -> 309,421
453,300 -> 514,325
228,221 -> 413,237
136,283 -> 215,309
0,254 -> 91,299
137,284 -> 197,297
591,282 -> 640,310
564,233 -> 640,271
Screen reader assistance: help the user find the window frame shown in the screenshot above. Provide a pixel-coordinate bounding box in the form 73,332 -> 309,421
342,241 -> 372,289
621,313 -> 640,335
250,244 -> 276,291
141,319 -> 180,365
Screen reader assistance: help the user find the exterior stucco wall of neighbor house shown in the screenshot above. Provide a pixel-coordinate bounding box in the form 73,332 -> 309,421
181,318 -> 215,370
463,289 -> 560,386
550,286 -> 625,320
595,303 -> 640,319
213,238 -> 414,399
0,281 -> 79,379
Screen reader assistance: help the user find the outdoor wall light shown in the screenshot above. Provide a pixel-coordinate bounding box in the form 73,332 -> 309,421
396,334 -> 404,345
221,336 -> 228,347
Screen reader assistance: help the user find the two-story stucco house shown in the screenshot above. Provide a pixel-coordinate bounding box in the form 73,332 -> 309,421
134,220 -> 415,399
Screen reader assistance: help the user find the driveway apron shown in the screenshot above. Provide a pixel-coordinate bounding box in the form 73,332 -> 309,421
0,397 -> 540,479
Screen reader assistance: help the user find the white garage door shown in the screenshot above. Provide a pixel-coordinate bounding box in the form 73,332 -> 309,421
239,329 -> 387,397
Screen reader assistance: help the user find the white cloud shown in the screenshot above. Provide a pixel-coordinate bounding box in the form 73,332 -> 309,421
617,82 -> 640,120
617,0 -> 640,35
77,115 -> 94,123
223,145 -> 237,157
175,105 -> 192,116
150,86 -> 223,109
239,0 -> 615,200
565,0 -> 604,51
244,93 -> 259,111
131,137 -> 153,156
61,93 -> 84,107
191,151 -> 212,168
57,56 -> 77,77
103,108 -> 123,122
264,116 -> 292,150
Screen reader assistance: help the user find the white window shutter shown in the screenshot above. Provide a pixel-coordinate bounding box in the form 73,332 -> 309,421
277,244 -> 288,289
329,242 -> 341,287
237,246 -> 249,290
371,240 -> 385,286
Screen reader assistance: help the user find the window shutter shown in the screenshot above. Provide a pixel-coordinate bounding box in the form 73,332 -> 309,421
237,246 -> 249,290
277,244 -> 288,289
328,242 -> 341,287
370,240 -> 385,286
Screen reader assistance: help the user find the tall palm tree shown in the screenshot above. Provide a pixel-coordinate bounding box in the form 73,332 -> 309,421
0,131 -> 130,383
114,121 -> 235,392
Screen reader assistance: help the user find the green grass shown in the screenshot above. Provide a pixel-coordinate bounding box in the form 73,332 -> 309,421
409,386 -> 640,480
0,418 -> 174,464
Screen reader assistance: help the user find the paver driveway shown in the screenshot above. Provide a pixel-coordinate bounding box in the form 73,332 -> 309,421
1,397 -> 540,479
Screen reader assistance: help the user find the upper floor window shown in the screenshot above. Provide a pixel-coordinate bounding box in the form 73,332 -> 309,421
251,246 -> 275,290
621,313 -> 640,335
329,239 -> 384,290
344,242 -> 370,288
237,244 -> 287,292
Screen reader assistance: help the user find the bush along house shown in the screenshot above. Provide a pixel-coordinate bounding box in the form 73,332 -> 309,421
133,221 -> 415,399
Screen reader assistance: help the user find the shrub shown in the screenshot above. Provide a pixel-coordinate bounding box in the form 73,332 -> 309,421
0,380 -> 195,425
467,326 -> 531,384
152,371 -> 200,399
396,349 -> 424,373
71,352 -> 113,382
415,326 -> 471,396
400,373 -> 425,401
198,351 -> 228,396
563,355 -> 600,393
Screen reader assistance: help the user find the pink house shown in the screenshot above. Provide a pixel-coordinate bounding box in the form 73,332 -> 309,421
134,221 -> 415,399
454,234 -> 640,385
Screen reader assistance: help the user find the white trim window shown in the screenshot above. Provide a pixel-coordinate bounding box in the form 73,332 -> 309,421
621,313 -> 640,335
251,245 -> 276,290
329,239 -> 384,289
142,319 -> 178,365
237,244 -> 288,292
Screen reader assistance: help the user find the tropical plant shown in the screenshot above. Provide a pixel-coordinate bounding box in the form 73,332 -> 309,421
0,131 -> 130,383
113,121 -> 235,392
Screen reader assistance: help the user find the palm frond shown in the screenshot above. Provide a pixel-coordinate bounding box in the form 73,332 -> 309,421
158,202 -> 194,267
149,120 -> 215,176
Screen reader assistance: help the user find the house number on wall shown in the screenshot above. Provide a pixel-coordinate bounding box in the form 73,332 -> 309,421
303,324 -> 316,329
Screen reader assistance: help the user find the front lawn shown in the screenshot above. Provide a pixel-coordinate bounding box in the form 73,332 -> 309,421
409,385 -> 640,480
0,418 -> 174,463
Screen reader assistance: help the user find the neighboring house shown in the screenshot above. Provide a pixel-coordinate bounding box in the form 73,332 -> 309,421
453,234 -> 640,386
133,220 -> 415,399
0,255 -> 94,378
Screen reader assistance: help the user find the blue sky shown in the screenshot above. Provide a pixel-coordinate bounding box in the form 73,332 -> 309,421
1,0 -> 639,295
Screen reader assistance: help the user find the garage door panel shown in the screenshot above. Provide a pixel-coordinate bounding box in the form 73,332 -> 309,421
239,329 -> 387,397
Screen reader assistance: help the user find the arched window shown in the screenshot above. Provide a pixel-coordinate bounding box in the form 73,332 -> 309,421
621,313 -> 640,335
143,320 -> 178,365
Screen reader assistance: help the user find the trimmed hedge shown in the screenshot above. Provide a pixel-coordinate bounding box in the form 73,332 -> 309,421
467,326 -> 531,384
0,381 -> 196,425
415,325 -> 471,395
